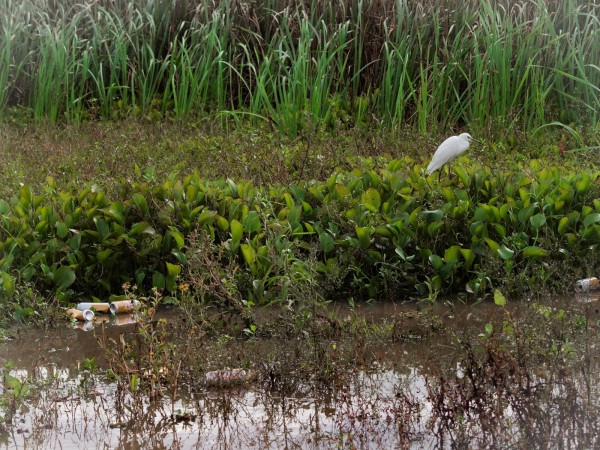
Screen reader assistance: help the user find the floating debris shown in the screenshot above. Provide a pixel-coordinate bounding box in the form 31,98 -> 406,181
109,300 -> 141,315
66,308 -> 94,322
575,277 -> 600,293
204,368 -> 257,387
76,302 -> 110,313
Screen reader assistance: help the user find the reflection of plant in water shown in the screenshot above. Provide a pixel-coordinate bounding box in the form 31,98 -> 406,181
424,292 -> 600,448
0,361 -> 30,429
98,285 -> 197,422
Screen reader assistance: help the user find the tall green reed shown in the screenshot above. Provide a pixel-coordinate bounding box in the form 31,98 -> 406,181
0,0 -> 597,135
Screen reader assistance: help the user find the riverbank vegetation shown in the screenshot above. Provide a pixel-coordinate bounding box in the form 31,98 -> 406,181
0,0 -> 598,313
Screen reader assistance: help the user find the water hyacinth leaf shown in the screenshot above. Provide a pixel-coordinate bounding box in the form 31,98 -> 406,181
494,289 -> 507,306
333,184 -> 351,200
231,219 -> 243,252
94,218 -> 110,241
197,210 -> 217,226
70,233 -> 81,250
576,173 -> 590,194
97,249 -> 113,263
152,272 -> 165,289
485,238 -> 500,253
54,266 -> 76,289
355,226 -> 372,250
427,221 -> 444,236
431,275 -> 442,291
241,244 -> 256,266
20,183 -> 32,207
530,213 -> 546,230
226,178 -> 238,197
135,269 -> 145,286
493,223 -> 506,239
460,248 -> 475,269
498,244 -> 515,260
455,167 -> 470,187
287,205 -> 302,227
168,228 -> 185,249
429,255 -> 444,272
132,193 -> 149,215
129,222 -> 155,237
166,262 -> 181,277
165,275 -> 177,292
583,213 -> 600,228
474,206 -> 489,222
102,206 -> 125,225
244,211 -> 260,234
216,215 -> 229,231
361,188 -> 381,212
1,272 -> 15,297
0,199 -> 9,214
319,230 -> 335,254
422,209 -> 444,222
56,222 -> 68,239
444,246 -> 462,265
523,246 -> 548,258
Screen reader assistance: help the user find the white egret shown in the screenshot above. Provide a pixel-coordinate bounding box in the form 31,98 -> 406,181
427,133 -> 481,175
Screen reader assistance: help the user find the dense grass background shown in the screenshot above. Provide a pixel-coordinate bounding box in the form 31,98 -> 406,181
1,0 -> 598,134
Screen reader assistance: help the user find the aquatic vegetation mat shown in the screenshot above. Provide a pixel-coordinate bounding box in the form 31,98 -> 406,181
0,156 -> 599,308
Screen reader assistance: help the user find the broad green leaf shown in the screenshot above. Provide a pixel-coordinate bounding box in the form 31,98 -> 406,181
243,211 -> 260,234
168,229 -> 185,249
129,222 -> 155,237
166,262 -> 181,277
361,188 -> 381,212
165,275 -> 177,292
94,218 -> 110,241
455,166 -> 471,186
197,210 -> 217,226
557,216 -> 569,235
56,222 -> 68,239
498,244 -> 515,260
523,246 -> 548,257
216,215 -> 229,231
132,193 -> 149,215
152,272 -> 165,289
70,234 -> 81,250
444,246 -> 462,265
583,213 -> 600,228
429,255 -> 444,272
355,226 -> 372,250
97,249 -> 113,263
484,238 -> 500,253
333,183 -> 351,200
422,209 -> 444,222
319,230 -> 335,254
427,221 -> 444,236
231,219 -> 243,252
460,248 -> 475,269
1,272 -> 15,297
494,289 -> 507,306
54,266 -> 76,289
530,213 -> 546,230
20,183 -> 32,207
241,243 -> 256,265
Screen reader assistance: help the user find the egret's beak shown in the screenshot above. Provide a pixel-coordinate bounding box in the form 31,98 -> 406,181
470,138 -> 483,145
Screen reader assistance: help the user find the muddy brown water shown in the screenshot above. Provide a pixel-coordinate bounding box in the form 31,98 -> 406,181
0,297 -> 598,449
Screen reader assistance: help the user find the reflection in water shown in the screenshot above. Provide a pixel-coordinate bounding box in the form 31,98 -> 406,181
0,298 -> 598,449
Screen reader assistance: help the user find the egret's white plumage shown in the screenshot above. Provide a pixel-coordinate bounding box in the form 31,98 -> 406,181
427,133 -> 477,175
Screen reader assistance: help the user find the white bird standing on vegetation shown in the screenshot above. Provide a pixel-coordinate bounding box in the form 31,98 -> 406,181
427,133 -> 481,175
